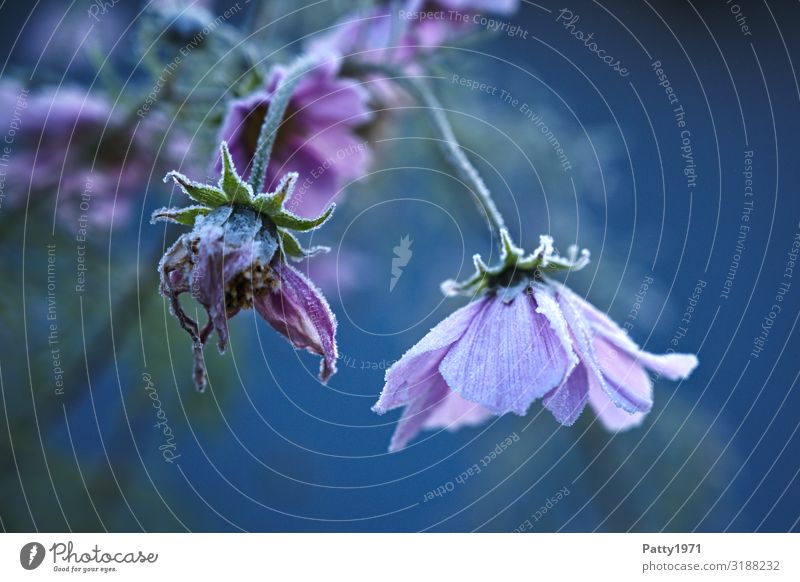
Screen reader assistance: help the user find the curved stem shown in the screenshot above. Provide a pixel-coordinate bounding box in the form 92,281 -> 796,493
407,75 -> 506,234
342,62 -> 506,235
248,53 -> 320,194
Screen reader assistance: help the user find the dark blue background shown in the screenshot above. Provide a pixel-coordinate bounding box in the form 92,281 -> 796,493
1,0 -> 799,532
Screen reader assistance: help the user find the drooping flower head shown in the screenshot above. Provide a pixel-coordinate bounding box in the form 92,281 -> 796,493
216,59 -> 373,219
373,231 -> 698,451
155,143 -> 338,390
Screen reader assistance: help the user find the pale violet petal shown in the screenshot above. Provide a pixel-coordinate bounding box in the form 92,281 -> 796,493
533,284 -> 579,383
422,390 -> 494,432
387,376 -> 450,452
561,282 -> 699,380
543,364 -> 589,426
593,337 -> 653,414
439,293 -> 570,415
587,372 -> 646,431
374,298 -> 489,413
634,352 -> 699,381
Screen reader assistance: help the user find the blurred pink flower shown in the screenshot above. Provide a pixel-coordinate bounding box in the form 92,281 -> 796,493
309,0 -> 520,64
408,0 -> 521,49
305,0 -> 521,122
215,60 -> 373,218
0,83 -> 149,229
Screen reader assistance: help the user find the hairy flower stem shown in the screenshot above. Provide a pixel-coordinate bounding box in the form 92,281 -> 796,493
248,53 -> 321,194
406,76 -> 507,235
343,62 -> 506,236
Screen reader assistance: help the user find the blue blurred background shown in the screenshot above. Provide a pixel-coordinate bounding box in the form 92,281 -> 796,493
1,0 -> 799,532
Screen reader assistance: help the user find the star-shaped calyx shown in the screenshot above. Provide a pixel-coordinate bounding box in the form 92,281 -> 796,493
441,229 -> 591,301
152,141 -> 333,260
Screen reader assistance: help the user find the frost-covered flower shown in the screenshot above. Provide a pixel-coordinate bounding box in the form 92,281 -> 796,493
373,232 -> 698,451
155,143 -> 337,390
0,83 -> 149,227
216,59 -> 372,218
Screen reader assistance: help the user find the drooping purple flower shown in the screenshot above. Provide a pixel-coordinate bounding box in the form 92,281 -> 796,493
0,83 -> 149,228
156,144 -> 338,390
215,59 -> 373,219
373,234 -> 698,450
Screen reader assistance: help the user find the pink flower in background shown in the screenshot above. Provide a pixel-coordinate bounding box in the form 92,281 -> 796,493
373,279 -> 697,450
430,0 -> 518,11
0,83 -> 198,231
306,0 -> 522,118
216,59 -> 373,218
0,84 -> 149,228
309,0 -> 520,65
307,6 -> 413,65
408,0 -> 521,49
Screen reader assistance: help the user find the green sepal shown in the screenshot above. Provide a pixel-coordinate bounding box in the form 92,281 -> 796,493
219,142 -> 253,204
279,230 -> 330,261
151,205 -> 211,226
253,172 -> 299,216
441,230 -> 590,298
499,228 -> 524,268
158,142 -> 336,256
270,203 -> 334,231
164,171 -> 228,207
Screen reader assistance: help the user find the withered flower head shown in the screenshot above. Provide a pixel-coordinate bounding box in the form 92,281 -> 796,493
153,143 -> 337,391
